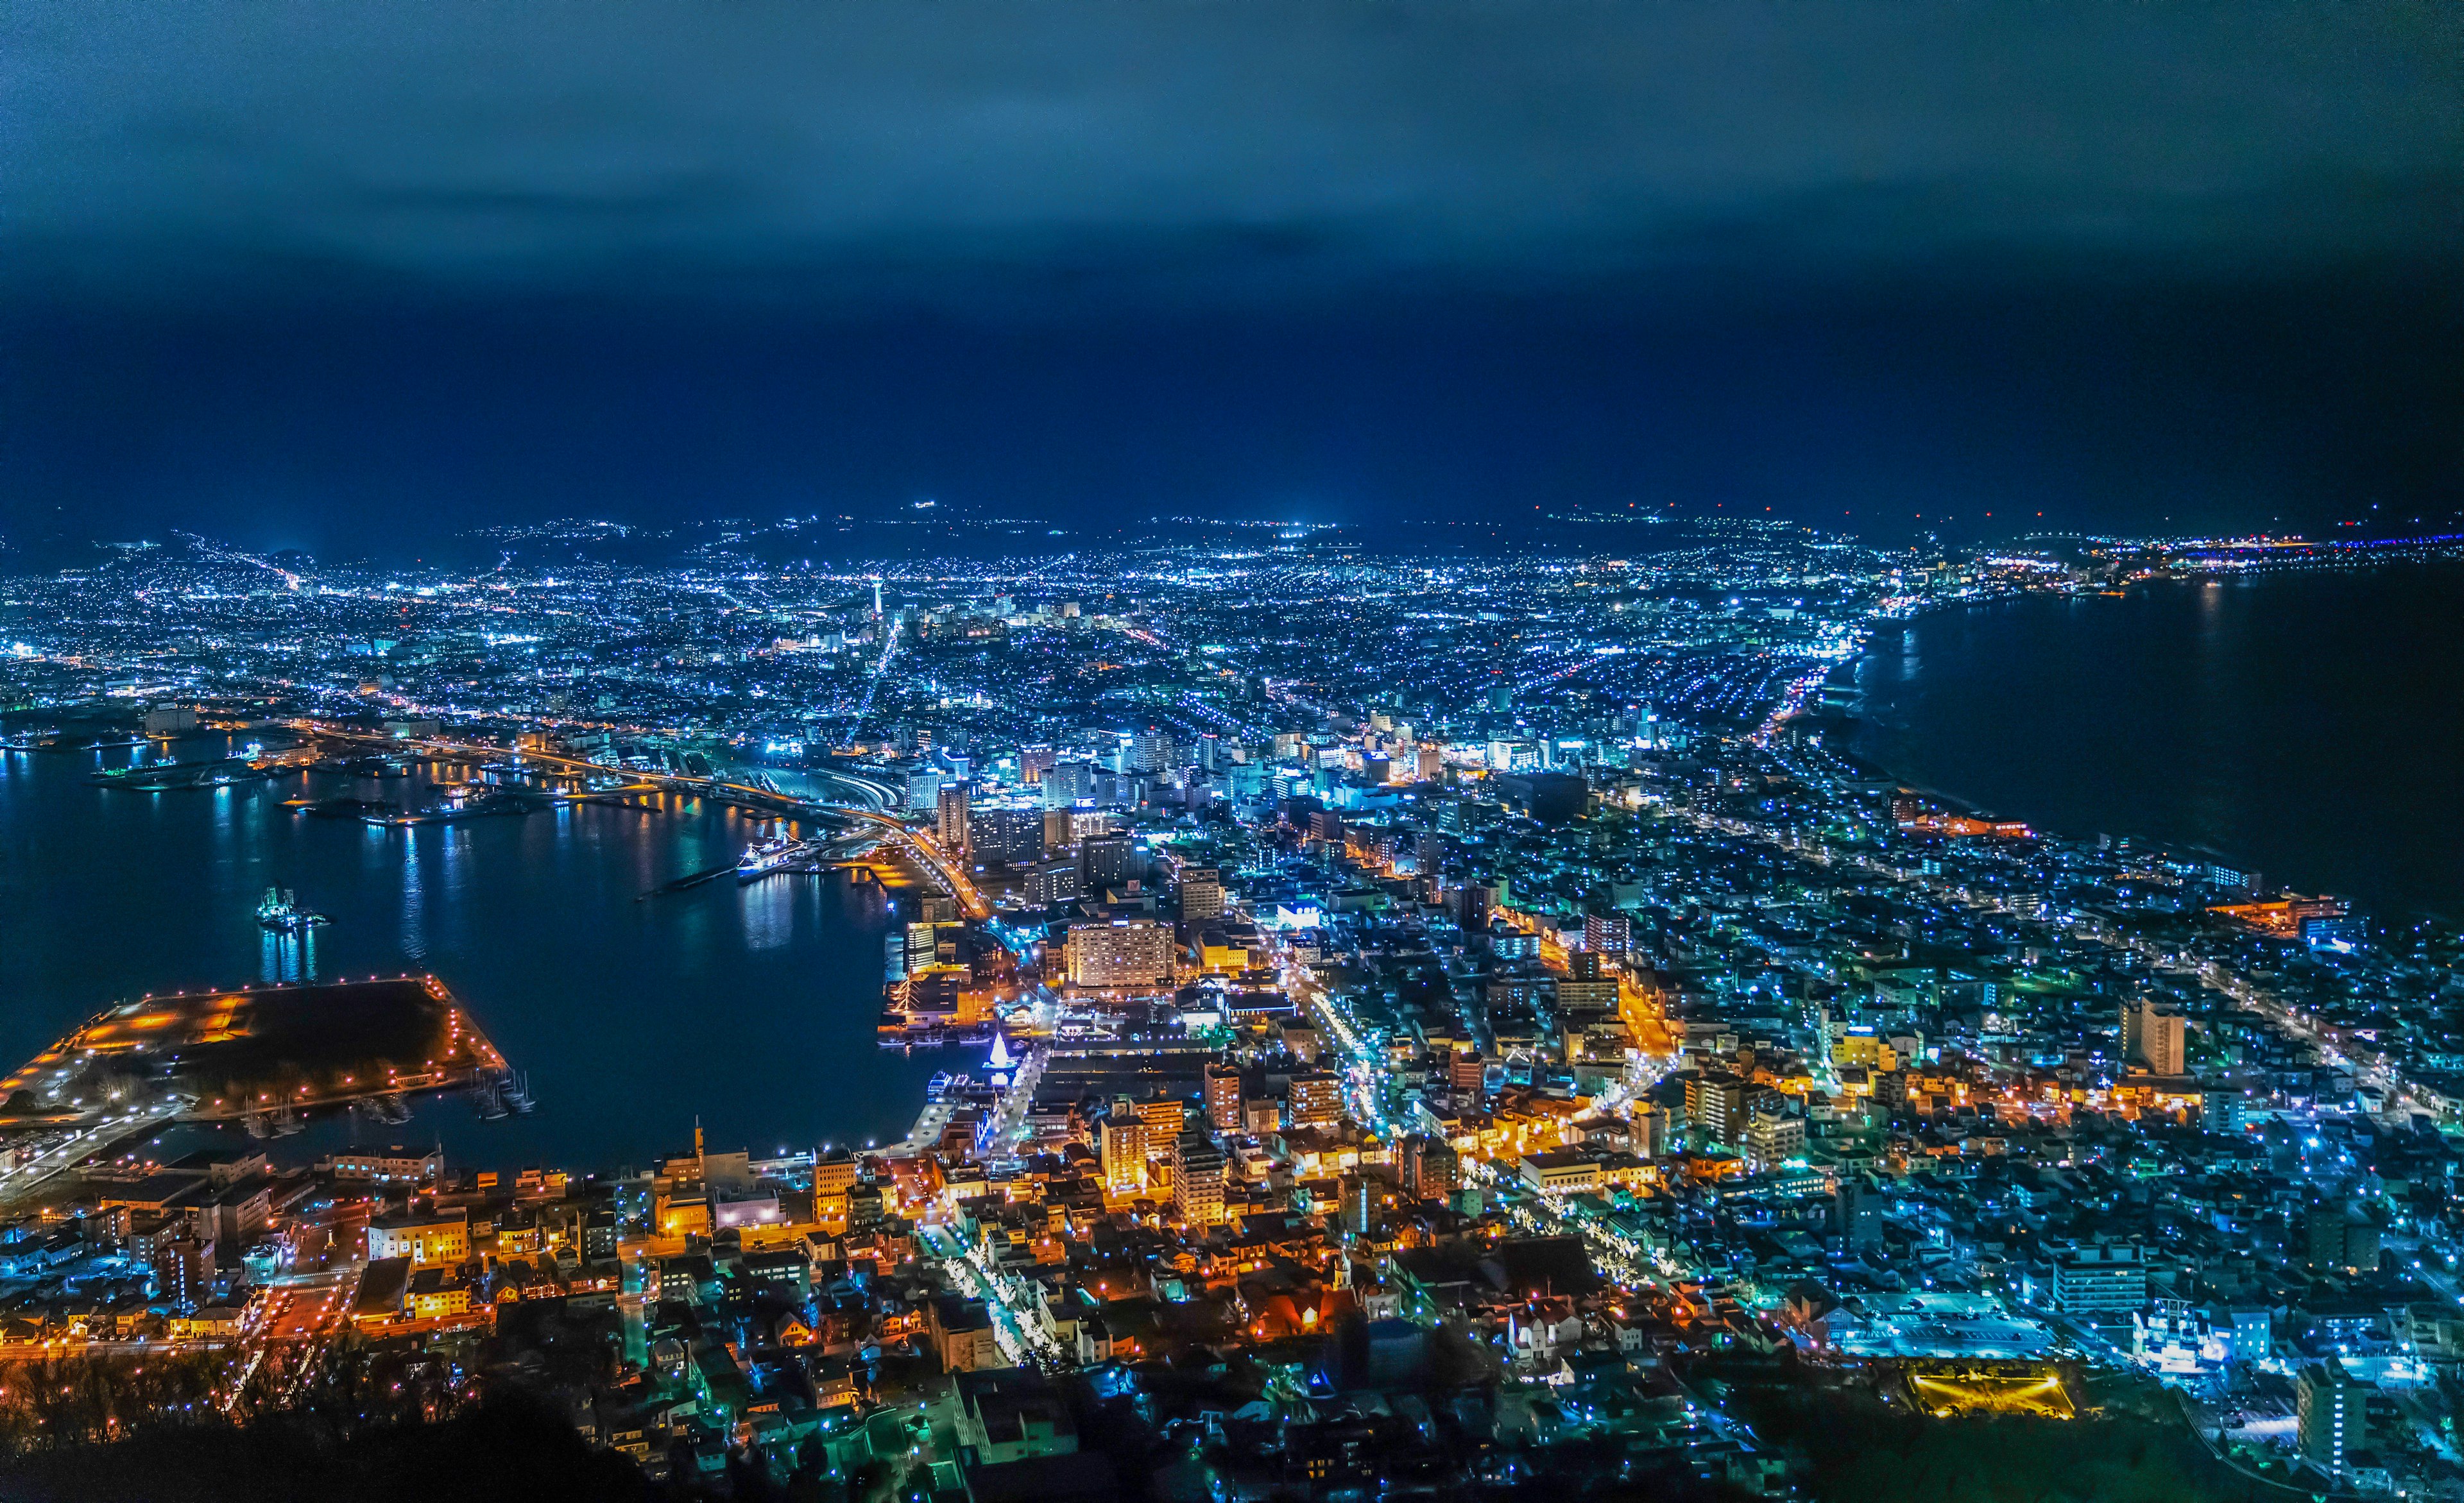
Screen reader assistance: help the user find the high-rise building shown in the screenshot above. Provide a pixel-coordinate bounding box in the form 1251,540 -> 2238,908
1289,1070 -> 1342,1128
1401,1135 -> 1459,1200
1023,860 -> 1082,908
907,769 -> 945,812
2121,996 -> 2187,1075
1744,1110 -> 1806,1169
1018,746 -> 1057,785
1684,1071 -> 1749,1147
1129,731 -> 1176,774
1079,833 -> 1136,893
2306,1203 -> 2383,1275
965,806 -> 1042,866
1131,1096 -> 1186,1138
1041,761 -> 1094,808
1204,1062 -> 1244,1133
812,1150 -> 859,1196
1064,919 -> 1174,989
1179,867 -> 1226,923
1835,1178 -> 1884,1249
1631,1103 -> 1673,1159
1172,1132 -> 1226,1225
1455,883 -> 1493,932
2049,1244 -> 2148,1314
1041,808 -> 1075,856
2298,1361 -> 2367,1473
1100,1102 -> 1147,1194
936,783 -> 971,853
153,1236 -> 213,1312
1583,912 -> 1632,955
1341,1175 -> 1373,1237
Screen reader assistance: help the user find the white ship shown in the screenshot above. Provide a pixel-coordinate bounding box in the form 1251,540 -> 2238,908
736,831 -> 805,881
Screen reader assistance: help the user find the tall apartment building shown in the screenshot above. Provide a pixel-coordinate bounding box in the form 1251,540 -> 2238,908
1204,1062 -> 1244,1133
1449,1048 -> 1487,1104
1288,1070 -> 1342,1128
2298,1361 -> 2367,1473
1178,866 -> 1226,923
1079,833 -> 1136,893
1401,1134 -> 1460,1200
1030,852 -> 1089,901
965,806 -> 1043,866
1041,761 -> 1095,808
1065,920 -> 1174,989
1131,1096 -> 1187,1139
1128,731 -> 1177,773
1099,1103 -> 1147,1193
1684,1072 -> 1749,1148
2049,1243 -> 2148,1314
1744,1110 -> 1806,1169
154,1236 -> 214,1312
936,783 -> 971,853
1582,912 -> 1632,954
2306,1203 -> 2383,1275
2120,996 -> 2187,1075
1171,1132 -> 1226,1225
1341,1175 -> 1373,1237
1023,860 -> 1082,908
1456,883 -> 1493,931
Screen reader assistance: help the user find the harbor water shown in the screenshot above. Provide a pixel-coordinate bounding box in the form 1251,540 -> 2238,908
0,742 -> 946,1172
1853,561 -> 2464,922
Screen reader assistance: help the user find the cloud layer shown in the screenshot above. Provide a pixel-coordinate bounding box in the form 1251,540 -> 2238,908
7,0 -> 2457,306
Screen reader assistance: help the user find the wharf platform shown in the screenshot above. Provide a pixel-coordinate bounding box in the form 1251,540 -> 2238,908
0,976 -> 513,1130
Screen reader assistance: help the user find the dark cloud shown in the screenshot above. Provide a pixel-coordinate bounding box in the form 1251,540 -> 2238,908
2,1 -> 2457,549
5,0 -> 2456,309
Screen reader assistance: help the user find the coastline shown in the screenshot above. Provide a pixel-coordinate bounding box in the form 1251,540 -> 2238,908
1829,559 -> 2464,924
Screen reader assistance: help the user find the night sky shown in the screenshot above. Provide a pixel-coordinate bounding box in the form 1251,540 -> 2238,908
3,1 -> 2457,559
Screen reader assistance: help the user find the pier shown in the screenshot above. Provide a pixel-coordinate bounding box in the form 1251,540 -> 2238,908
0,976 -> 518,1207
87,754 -> 273,790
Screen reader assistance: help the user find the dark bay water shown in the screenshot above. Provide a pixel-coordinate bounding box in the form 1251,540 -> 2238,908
0,744 -> 945,1171
1854,561 -> 2464,922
